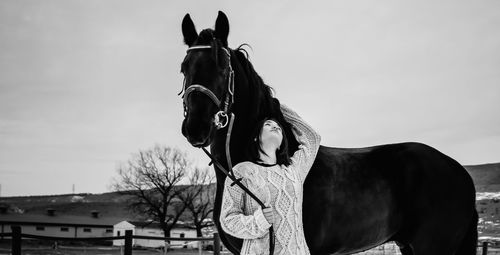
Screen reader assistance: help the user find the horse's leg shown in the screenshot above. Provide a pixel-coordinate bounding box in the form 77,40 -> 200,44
454,210 -> 479,255
407,224 -> 460,255
399,246 -> 414,255
395,241 -> 414,255
397,217 -> 460,255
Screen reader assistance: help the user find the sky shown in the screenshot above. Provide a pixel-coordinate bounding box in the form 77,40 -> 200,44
1,0 -> 499,197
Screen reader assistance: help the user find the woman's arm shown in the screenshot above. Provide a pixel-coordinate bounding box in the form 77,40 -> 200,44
219,165 -> 271,239
281,104 -> 321,183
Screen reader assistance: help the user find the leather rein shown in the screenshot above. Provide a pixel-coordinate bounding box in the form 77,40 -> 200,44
180,44 -> 275,255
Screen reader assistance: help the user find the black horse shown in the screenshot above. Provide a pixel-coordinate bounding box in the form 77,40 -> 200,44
179,11 -> 478,255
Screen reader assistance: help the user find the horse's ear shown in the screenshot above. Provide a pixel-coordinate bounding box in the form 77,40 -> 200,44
182,13 -> 198,46
215,11 -> 229,47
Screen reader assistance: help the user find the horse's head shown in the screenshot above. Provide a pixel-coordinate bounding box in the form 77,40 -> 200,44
179,11 -> 233,147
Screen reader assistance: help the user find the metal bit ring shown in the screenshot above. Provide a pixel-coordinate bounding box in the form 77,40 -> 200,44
214,111 -> 228,129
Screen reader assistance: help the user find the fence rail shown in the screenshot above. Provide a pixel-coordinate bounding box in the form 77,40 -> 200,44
1,225 -> 497,255
1,225 -> 221,255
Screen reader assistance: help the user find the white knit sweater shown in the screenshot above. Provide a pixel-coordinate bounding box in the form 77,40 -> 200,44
220,104 -> 321,255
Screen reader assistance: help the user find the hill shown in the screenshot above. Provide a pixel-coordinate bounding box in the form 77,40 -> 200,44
0,184 -> 216,222
464,162 -> 500,192
0,192 -> 136,220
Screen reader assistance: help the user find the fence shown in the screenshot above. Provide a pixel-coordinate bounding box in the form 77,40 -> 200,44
0,225 -> 221,255
0,225 -> 498,255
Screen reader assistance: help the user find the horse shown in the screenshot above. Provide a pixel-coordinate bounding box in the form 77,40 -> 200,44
178,11 -> 478,255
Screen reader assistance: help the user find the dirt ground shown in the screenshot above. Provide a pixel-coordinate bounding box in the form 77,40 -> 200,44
0,247 -> 228,255
0,242 -> 497,255
0,243 -> 230,255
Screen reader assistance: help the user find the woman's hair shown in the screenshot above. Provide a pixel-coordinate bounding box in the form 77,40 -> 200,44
246,117 -> 291,166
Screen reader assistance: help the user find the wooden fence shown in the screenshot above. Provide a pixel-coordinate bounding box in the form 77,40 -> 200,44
0,225 -> 497,254
0,225 -> 221,255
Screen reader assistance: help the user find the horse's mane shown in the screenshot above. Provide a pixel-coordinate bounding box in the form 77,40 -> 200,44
196,29 -> 274,111
232,45 -> 277,122
232,44 -> 300,152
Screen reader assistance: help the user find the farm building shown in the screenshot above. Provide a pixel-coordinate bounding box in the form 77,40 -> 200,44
477,195 -> 500,217
113,220 -> 198,248
0,209 -> 122,239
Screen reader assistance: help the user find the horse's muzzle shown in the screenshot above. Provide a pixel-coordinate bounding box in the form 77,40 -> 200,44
181,118 -> 213,148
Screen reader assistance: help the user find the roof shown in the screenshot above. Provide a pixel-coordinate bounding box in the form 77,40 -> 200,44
0,213 -> 124,228
124,220 -> 194,229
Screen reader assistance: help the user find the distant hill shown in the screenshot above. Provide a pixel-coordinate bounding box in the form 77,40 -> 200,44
0,184 -> 216,222
464,163 -> 500,192
0,192 -> 136,220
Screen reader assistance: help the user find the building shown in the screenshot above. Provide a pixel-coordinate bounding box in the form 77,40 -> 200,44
1,208 -> 211,249
113,220 -> 198,248
0,209 -> 122,239
477,198 -> 500,217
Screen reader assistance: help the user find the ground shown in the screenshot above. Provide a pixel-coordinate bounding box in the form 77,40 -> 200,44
0,242 -> 499,254
0,245 -> 231,255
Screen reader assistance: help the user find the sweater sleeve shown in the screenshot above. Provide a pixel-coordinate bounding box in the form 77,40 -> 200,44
219,164 -> 271,239
281,104 -> 321,183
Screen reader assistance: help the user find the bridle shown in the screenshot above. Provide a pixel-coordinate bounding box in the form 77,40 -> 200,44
179,45 -> 234,129
179,44 -> 275,255
179,44 -> 238,174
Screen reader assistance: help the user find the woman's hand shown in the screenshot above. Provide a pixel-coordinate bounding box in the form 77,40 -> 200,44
262,207 -> 274,225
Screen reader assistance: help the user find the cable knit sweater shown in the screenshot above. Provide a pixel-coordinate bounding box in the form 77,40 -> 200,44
220,104 -> 321,255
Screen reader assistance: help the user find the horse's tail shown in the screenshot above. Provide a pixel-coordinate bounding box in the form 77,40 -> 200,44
456,208 -> 478,255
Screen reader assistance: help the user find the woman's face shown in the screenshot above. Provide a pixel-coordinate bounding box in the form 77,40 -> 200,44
259,119 -> 283,149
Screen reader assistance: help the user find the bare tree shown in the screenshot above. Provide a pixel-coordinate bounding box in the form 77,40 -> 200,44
111,145 -> 191,238
177,167 -> 216,237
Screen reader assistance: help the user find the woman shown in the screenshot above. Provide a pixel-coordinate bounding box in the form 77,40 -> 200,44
220,103 -> 321,255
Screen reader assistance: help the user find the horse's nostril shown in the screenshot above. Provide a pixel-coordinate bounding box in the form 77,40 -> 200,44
187,134 -> 210,148
184,125 -> 210,147
182,115 -> 213,148
191,141 -> 206,148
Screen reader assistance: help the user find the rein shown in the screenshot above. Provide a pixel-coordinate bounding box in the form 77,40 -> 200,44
181,44 -> 275,255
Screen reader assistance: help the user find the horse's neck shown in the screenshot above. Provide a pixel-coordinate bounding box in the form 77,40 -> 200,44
212,116 -> 250,157
211,54 -> 272,171
230,51 -> 274,121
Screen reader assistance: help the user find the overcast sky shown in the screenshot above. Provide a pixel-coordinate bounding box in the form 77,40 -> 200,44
1,0 -> 499,196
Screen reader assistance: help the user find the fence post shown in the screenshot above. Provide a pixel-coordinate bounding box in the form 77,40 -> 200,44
198,239 -> 202,255
124,230 -> 132,255
11,225 -> 21,255
214,232 -> 220,255
482,241 -> 488,255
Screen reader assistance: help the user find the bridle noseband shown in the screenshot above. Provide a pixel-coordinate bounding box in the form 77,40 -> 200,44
179,45 -> 234,129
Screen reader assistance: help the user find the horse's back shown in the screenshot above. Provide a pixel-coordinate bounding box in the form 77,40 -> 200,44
302,142 -> 476,254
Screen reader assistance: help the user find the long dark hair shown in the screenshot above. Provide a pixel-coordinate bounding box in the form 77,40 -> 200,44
246,117 -> 291,166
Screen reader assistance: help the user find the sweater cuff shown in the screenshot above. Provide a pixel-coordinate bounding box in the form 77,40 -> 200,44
254,207 -> 272,230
